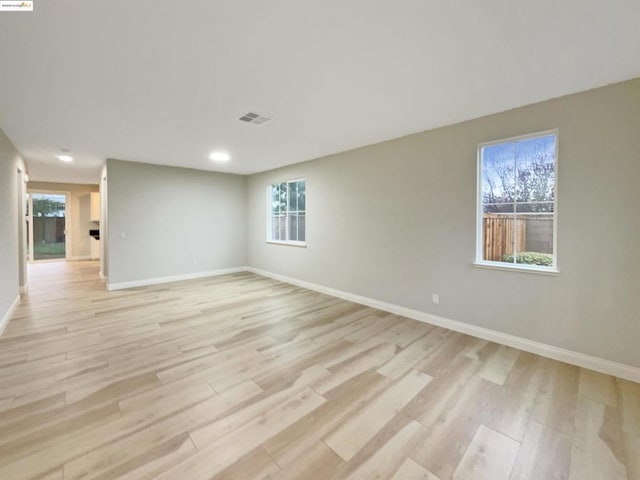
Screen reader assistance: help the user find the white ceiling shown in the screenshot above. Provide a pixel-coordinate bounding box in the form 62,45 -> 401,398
1,1 -> 640,184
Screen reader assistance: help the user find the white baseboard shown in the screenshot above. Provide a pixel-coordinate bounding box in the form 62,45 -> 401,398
246,267 -> 640,383
0,295 -> 20,337
69,255 -> 92,261
107,266 -> 247,291
19,284 -> 28,295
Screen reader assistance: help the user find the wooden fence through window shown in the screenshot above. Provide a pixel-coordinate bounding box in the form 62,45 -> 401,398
483,214 -> 526,261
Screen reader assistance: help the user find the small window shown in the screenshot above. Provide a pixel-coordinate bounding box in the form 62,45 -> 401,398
267,179 -> 306,245
476,131 -> 558,272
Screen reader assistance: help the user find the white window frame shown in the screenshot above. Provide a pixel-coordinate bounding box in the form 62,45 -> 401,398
474,129 -> 559,275
266,178 -> 306,247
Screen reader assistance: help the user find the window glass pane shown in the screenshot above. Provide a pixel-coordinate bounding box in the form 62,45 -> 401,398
515,135 -> 556,203
289,214 -> 298,241
481,143 -> 516,204
288,181 -> 298,212
271,184 -> 279,215
515,204 -> 554,264
517,216 -> 554,264
515,202 -> 554,213
298,211 -> 305,241
483,203 -> 515,214
272,215 -> 286,241
482,213 -> 516,263
279,183 -> 287,214
297,181 -> 305,211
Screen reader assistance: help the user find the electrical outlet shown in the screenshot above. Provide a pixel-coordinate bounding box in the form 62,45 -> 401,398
432,293 -> 439,305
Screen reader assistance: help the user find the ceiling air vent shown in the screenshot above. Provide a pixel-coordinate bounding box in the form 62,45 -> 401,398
238,112 -> 272,125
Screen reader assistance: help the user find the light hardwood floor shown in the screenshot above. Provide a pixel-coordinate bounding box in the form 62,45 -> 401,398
0,261 -> 638,480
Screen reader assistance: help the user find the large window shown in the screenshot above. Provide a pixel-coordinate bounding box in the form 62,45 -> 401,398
476,131 -> 558,272
267,179 -> 306,245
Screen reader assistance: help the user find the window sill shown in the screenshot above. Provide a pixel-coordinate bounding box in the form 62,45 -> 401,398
473,261 -> 559,276
266,240 -> 307,248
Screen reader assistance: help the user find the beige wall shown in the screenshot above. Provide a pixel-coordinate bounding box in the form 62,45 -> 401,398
0,128 -> 27,323
106,159 -> 247,285
247,78 -> 640,368
28,181 -> 99,259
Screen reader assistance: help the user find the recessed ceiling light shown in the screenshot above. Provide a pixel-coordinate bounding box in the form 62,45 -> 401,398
56,155 -> 73,162
209,151 -> 231,162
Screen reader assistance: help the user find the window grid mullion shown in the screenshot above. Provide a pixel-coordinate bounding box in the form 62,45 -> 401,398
274,184 -> 277,241
483,201 -> 554,206
280,183 -> 284,241
512,148 -> 517,263
284,182 -> 287,242
279,183 -> 283,241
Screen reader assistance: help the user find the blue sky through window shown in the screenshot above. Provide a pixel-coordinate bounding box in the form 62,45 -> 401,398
481,134 -> 556,207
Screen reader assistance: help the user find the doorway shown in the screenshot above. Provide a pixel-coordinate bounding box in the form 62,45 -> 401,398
27,191 -> 71,262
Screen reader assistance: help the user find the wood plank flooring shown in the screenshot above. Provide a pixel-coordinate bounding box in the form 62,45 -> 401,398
0,261 -> 638,480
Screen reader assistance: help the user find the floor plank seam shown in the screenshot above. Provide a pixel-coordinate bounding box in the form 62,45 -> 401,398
2,262 -> 638,480
260,445 -> 283,472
